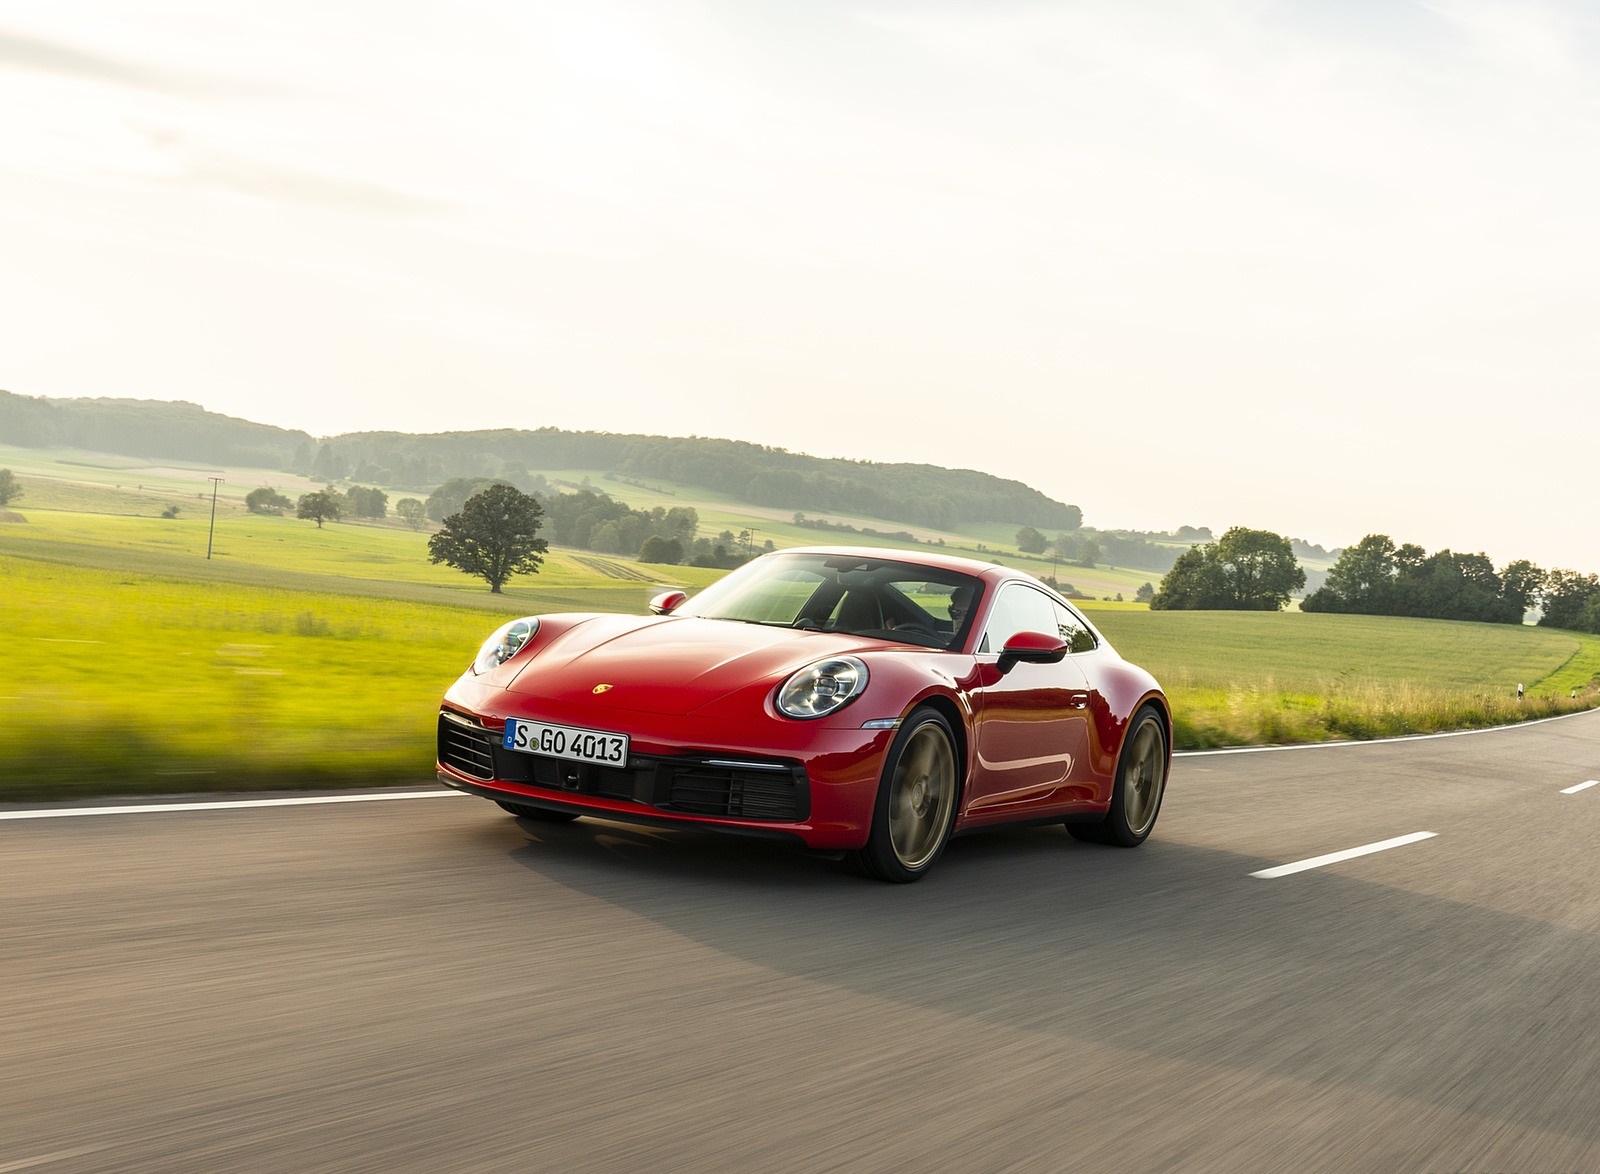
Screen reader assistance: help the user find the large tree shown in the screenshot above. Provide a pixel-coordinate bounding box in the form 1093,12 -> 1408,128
1151,526 -> 1304,611
427,483 -> 548,593
395,497 -> 427,530
1302,533 -> 1399,614
344,485 -> 388,519
0,468 -> 22,507
1499,559 -> 1548,621
245,486 -> 293,515
1216,527 -> 1307,609
1015,526 -> 1047,554
1408,550 -> 1507,623
296,489 -> 343,528
638,535 -> 684,564
1149,546 -> 1229,609
1539,569 -> 1600,632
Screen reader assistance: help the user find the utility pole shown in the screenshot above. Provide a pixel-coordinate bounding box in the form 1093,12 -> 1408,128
207,476 -> 224,559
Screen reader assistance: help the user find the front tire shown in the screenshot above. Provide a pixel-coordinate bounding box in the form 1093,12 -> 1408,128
1068,705 -> 1168,847
847,708 -> 959,883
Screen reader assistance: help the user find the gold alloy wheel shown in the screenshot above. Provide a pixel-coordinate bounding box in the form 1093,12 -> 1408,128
1120,717 -> 1167,837
887,722 -> 957,870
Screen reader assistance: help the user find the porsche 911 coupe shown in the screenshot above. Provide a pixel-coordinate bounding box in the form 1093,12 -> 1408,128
437,546 -> 1170,882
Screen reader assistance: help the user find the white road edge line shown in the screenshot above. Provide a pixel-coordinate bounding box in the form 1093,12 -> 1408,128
0,791 -> 467,821
1560,779 -> 1600,795
1250,831 -> 1438,879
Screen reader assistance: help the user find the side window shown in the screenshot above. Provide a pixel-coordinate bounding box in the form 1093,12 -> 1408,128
1054,600 -> 1098,653
980,584 -> 1060,654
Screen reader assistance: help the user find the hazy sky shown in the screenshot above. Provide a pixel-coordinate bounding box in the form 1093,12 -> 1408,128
2,1 -> 1596,571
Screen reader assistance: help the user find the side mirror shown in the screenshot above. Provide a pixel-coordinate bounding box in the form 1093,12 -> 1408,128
997,630 -> 1068,673
649,590 -> 688,616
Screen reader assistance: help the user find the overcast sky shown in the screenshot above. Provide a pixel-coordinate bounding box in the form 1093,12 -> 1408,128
2,0 -> 1595,571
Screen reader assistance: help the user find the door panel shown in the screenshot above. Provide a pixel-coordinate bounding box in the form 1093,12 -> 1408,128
966,655 -> 1093,813
963,583 -> 1097,817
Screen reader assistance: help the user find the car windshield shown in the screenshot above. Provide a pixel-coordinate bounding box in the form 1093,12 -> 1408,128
674,552 -> 982,649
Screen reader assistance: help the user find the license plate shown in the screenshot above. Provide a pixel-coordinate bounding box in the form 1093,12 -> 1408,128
502,719 -> 629,767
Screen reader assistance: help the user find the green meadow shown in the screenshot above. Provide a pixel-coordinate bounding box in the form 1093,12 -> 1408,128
1087,609 -> 1599,747
2,463 -> 1595,801
2,510 -> 713,801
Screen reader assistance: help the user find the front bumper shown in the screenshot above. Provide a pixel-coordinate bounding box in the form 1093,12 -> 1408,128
435,706 -> 894,850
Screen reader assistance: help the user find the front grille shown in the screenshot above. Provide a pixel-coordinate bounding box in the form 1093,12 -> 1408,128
437,711 -> 808,822
669,767 -> 802,820
438,714 -> 496,780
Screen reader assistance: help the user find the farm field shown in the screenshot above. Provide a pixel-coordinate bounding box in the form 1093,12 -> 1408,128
1,508 -> 715,607
2,462 -> 1595,799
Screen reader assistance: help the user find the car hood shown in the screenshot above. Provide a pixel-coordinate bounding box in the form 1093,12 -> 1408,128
505,615 -> 881,717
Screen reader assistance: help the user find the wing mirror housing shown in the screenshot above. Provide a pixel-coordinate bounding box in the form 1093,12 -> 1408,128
649,590 -> 688,615
997,630 -> 1068,674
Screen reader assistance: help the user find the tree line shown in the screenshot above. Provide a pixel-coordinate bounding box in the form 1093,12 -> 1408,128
247,484 -> 401,527
0,390 -> 311,468
328,428 -> 1085,530
424,479 -> 724,565
1148,526 -> 1600,635
422,483 -> 764,591
244,472 -> 745,567
1302,533 -> 1585,630
265,479 -> 1600,631
0,389 -> 1085,533
1013,524 -> 1252,576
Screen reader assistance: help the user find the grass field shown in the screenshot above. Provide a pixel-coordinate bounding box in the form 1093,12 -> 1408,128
2,554 -> 484,796
1085,607 -> 1598,746
2,454 -> 1596,800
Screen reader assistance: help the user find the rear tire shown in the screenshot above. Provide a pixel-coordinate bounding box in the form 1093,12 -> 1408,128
496,800 -> 581,823
846,708 -> 959,883
1067,705 -> 1167,847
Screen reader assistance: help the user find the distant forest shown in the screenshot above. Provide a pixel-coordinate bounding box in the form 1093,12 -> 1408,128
0,391 -> 1081,531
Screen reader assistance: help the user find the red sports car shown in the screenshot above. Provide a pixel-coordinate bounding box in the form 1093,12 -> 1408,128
437,546 -> 1170,882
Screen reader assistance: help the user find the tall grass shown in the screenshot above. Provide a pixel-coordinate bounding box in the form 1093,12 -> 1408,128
1,556 -> 498,799
1154,673 -> 1585,748
1086,608 -> 1599,747
0,505 -> 730,799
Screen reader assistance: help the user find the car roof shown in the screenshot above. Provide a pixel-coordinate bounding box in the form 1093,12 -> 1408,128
749,545 -> 1106,642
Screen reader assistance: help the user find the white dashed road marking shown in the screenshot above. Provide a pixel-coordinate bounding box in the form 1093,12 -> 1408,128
1250,831 -> 1438,879
1560,779 -> 1599,794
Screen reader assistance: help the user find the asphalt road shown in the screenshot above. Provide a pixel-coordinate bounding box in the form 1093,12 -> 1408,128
4,712 -> 1599,1174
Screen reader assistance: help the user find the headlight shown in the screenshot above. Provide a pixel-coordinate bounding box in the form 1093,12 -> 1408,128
472,618 -> 539,675
776,657 -> 868,719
